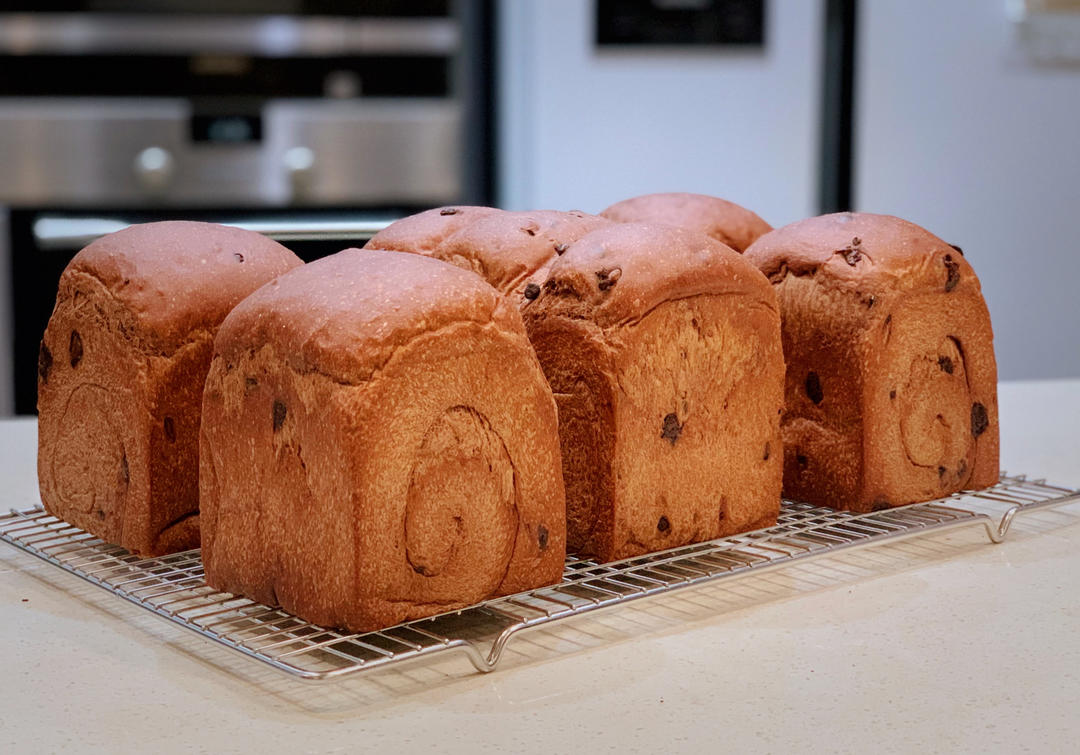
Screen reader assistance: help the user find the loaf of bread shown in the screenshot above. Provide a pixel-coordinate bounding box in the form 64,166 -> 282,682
200,249 -> 565,632
37,221 -> 302,555
369,207 -> 609,303
524,223 -> 784,562
743,212 -> 999,511
601,192 -> 772,252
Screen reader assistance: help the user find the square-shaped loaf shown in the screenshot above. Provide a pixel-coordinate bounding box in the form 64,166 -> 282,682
37,221 -> 302,555
743,212 -> 999,511
524,223 -> 784,563
200,249 -> 565,632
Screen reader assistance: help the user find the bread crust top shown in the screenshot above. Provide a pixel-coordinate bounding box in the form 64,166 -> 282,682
215,248 -> 521,384
365,206 -> 498,255
744,212 -> 982,296
529,222 -> 776,328
436,209 -> 610,292
601,192 -> 772,252
368,207 -> 610,296
65,221 -> 301,353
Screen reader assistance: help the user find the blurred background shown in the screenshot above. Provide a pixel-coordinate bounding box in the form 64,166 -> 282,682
0,0 -> 1077,416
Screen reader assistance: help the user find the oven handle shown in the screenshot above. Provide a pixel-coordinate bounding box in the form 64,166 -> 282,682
32,215 -> 397,251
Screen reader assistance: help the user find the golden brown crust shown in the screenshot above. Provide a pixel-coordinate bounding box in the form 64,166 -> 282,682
743,212 -> 981,296
744,212 -> 999,511
365,205 -> 498,255
215,248 -> 511,385
600,192 -> 772,252
437,209 -> 611,300
37,222 -> 302,556
68,221 -> 304,354
201,249 -> 566,632
528,222 -> 776,327
526,316 -> 618,558
525,224 -> 784,562
367,207 -> 610,306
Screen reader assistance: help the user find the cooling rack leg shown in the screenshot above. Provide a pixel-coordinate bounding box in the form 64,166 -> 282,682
484,625 -> 521,670
461,642 -> 497,673
981,495 -> 1080,544
983,506 -> 1021,544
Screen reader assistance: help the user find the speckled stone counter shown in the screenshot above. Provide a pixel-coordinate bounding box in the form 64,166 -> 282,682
2,379 -> 1078,754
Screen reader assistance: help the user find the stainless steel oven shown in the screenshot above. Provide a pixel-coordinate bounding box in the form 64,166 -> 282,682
0,1 -> 496,415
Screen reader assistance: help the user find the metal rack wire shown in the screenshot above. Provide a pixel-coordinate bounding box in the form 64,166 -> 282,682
2,474 -> 1077,682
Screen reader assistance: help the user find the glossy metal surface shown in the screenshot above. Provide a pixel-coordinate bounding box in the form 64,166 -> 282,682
0,14 -> 458,56
31,214 -> 395,250
0,99 -> 462,206
2,474 -> 1076,682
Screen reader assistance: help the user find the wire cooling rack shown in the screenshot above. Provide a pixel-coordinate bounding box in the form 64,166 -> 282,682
2,474 -> 1078,682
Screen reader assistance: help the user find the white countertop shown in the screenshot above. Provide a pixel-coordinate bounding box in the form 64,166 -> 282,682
2,379 -> 1078,754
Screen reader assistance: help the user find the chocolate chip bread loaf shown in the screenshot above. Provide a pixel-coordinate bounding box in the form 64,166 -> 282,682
200,249 -> 565,632
368,207 -> 609,304
601,192 -> 772,252
524,223 -> 784,563
743,212 -> 999,511
37,221 -> 302,555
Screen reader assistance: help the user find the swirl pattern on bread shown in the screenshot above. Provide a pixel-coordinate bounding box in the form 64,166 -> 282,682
200,249 -> 565,631
524,223 -> 785,562
37,221 -> 302,555
744,212 -> 999,510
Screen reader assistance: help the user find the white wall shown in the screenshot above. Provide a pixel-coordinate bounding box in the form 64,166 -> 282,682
497,0 -> 825,228
855,0 -> 1080,379
499,0 -> 1080,379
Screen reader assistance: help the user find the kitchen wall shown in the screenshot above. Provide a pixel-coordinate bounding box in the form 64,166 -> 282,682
499,0 -> 1080,381
855,1 -> 1080,380
497,0 -> 825,227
